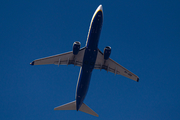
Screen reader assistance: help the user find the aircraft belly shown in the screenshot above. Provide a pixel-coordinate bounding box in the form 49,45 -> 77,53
76,9 -> 103,111
76,67 -> 92,110
76,48 -> 98,110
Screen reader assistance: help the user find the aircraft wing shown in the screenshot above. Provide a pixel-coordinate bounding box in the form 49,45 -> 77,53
94,49 -> 139,82
30,47 -> 86,67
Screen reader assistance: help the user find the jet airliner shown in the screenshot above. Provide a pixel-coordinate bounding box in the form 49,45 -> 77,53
30,5 -> 139,117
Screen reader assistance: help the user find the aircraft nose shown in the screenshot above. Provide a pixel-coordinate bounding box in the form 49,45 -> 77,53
98,4 -> 103,12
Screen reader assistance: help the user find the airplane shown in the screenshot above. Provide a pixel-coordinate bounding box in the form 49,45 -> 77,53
30,4 -> 139,117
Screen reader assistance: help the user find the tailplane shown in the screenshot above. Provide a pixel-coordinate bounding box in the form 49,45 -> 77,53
54,100 -> 76,110
79,103 -> 99,117
54,100 -> 99,117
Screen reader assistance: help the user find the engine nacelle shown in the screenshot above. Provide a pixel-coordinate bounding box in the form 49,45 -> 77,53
73,41 -> 81,55
103,46 -> 111,60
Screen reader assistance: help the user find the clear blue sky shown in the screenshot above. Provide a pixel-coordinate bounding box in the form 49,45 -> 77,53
1,0 -> 180,120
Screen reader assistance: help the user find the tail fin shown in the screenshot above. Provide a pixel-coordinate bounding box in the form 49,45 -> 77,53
54,100 -> 99,117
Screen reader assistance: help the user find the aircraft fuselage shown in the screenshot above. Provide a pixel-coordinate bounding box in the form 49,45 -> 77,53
75,6 -> 103,111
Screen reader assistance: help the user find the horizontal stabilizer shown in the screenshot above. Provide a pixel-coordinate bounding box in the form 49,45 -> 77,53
54,100 -> 99,117
54,100 -> 76,110
79,103 -> 99,117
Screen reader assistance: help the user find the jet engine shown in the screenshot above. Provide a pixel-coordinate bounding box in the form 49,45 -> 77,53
73,41 -> 81,55
103,46 -> 111,60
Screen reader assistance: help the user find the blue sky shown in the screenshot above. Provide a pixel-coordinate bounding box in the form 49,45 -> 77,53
0,0 -> 180,120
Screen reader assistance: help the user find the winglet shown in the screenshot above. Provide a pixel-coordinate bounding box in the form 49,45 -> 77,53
30,61 -> 34,65
137,78 -> 139,82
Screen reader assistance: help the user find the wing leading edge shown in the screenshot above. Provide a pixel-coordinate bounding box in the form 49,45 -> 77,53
94,49 -> 139,82
30,47 -> 86,67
